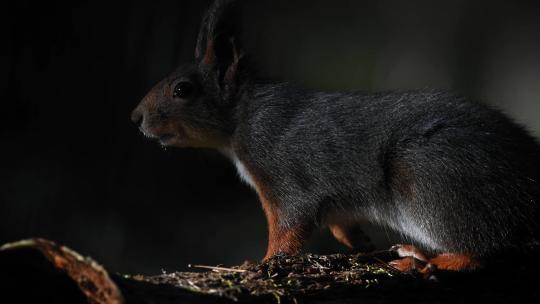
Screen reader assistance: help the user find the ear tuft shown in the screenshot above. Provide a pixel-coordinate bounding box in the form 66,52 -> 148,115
223,37 -> 244,100
195,0 -> 238,66
224,38 -> 243,83
194,0 -> 245,101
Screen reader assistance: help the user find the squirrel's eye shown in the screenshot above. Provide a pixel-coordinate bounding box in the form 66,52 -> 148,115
173,81 -> 194,99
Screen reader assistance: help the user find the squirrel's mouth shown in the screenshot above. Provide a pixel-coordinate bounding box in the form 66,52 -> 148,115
139,125 -> 178,146
158,133 -> 176,145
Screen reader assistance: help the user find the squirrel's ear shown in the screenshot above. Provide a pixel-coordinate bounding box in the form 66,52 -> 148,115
195,0 -> 243,97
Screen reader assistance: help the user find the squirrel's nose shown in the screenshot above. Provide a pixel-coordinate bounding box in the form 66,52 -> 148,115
131,107 -> 144,127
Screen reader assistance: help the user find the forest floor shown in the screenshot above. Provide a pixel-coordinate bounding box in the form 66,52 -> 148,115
1,238 -> 539,303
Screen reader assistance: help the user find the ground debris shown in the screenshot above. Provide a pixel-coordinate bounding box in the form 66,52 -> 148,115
2,239 -> 540,304
123,252 -> 412,302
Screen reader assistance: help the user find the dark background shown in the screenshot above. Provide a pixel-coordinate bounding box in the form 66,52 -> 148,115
2,0 -> 539,274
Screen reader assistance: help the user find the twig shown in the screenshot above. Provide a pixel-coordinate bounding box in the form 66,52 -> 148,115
373,257 -> 400,274
188,264 -> 247,273
186,279 -> 201,290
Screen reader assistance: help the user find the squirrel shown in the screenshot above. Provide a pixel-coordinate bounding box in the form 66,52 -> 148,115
131,0 -> 540,273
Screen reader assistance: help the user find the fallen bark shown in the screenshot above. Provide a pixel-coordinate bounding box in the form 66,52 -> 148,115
0,238 -> 538,303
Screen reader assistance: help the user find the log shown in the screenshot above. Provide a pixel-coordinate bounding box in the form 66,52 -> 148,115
0,238 -> 538,303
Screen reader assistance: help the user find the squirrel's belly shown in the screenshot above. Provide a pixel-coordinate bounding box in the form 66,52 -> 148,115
396,214 -> 442,251
362,204 -> 444,251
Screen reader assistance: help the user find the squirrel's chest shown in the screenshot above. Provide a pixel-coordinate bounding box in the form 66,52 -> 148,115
221,148 -> 257,189
232,157 -> 256,188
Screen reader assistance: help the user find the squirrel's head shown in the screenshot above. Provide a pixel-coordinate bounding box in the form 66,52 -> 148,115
131,0 -> 245,148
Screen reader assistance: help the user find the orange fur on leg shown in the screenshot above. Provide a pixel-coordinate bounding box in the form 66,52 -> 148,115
389,246 -> 479,273
261,199 -> 312,259
244,161 -> 313,260
328,224 -> 375,252
389,244 -> 429,272
391,244 -> 429,262
329,224 -> 354,249
389,257 -> 426,272
424,253 -> 479,272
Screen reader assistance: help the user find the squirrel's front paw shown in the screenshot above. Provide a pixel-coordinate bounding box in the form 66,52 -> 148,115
389,256 -> 426,273
390,244 -> 429,262
389,244 -> 430,274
